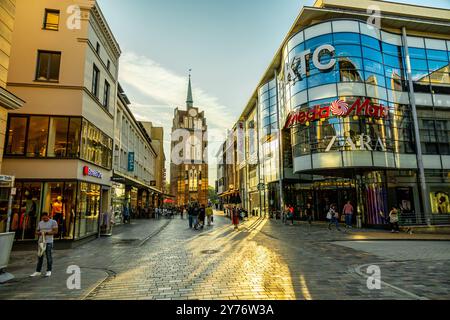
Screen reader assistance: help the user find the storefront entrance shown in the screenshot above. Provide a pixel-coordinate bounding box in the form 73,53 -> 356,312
0,180 -> 109,242
313,181 -> 356,221
289,170 -> 418,227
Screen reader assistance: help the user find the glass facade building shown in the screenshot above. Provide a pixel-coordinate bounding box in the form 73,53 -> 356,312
219,2 -> 450,228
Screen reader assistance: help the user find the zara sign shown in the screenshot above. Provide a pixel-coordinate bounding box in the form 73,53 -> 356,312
285,44 -> 336,83
325,134 -> 387,152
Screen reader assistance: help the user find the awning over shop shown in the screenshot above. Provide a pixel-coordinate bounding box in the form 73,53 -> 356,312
219,190 -> 241,205
112,171 -> 163,195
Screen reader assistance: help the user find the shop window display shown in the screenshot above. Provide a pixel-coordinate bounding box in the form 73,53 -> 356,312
5,116 -> 27,155
5,115 -> 82,158
47,117 -> 69,157
75,182 -> 100,239
0,188 -> 8,233
430,191 -> 450,214
81,119 -> 113,170
42,182 -> 77,240
8,183 -> 41,240
26,116 -> 49,158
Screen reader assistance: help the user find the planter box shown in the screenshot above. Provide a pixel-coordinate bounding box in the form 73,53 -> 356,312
0,232 -> 15,269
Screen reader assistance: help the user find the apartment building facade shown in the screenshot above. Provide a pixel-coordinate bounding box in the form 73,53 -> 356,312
111,84 -> 158,224
1,0 -> 121,243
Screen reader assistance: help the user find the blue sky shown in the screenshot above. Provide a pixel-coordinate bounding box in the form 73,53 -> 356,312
97,0 -> 450,183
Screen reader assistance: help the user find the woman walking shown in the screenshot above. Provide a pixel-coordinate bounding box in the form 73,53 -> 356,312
232,206 -> 240,230
327,204 -> 341,231
389,206 -> 400,233
206,205 -> 214,226
305,203 -> 313,226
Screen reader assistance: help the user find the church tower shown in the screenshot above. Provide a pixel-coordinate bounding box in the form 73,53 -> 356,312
170,74 -> 209,206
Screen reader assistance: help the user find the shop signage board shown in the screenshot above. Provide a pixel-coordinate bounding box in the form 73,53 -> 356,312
83,166 -> 103,179
324,134 -> 387,152
284,98 -> 389,129
237,122 -> 245,165
285,44 -> 336,83
128,152 -> 135,172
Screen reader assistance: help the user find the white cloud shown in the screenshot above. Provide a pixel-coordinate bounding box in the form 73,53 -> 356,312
120,52 -> 235,183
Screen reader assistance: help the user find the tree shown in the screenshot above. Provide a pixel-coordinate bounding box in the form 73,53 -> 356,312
208,186 -> 219,204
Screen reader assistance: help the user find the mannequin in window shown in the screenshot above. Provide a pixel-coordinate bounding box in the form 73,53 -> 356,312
51,196 -> 64,236
24,191 -> 37,238
438,195 -> 448,214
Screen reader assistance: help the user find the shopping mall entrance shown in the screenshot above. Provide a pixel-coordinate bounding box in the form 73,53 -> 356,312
313,181 -> 357,221
287,170 -> 418,227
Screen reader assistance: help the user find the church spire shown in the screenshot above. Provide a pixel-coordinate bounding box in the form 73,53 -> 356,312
186,70 -> 193,108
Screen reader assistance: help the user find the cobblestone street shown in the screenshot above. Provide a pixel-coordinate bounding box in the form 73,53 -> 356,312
1,213 -> 449,300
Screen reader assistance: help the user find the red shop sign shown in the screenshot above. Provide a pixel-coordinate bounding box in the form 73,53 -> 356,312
284,98 -> 389,129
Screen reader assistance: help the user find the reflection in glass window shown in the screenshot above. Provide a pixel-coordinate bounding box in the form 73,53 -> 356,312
426,49 -> 448,62
339,57 -> 363,70
43,9 -> 60,30
382,42 -> 401,56
408,47 -> 426,59
27,117 -> 49,158
361,35 -> 381,50
291,78 -> 307,95
36,51 -> 61,82
429,71 -> 450,85
81,120 -> 113,169
383,54 -> 403,69
385,66 -> 404,81
410,69 -> 430,82
364,72 -> 386,87
76,182 -> 100,239
288,43 -> 306,61
363,47 -> 383,62
333,32 -> 360,45
363,59 -> 384,75
261,107 -> 270,119
6,117 -> 27,155
47,117 -> 69,157
409,58 -> 428,71
427,60 -> 449,72
340,69 -> 363,83
305,34 -> 333,51
334,44 -> 362,57
308,71 -> 338,87
67,118 -> 81,158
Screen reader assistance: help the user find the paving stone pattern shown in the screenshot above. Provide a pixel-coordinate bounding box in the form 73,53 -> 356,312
1,214 -> 449,300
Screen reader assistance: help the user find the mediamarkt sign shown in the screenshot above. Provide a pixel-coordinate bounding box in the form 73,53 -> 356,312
284,98 -> 389,129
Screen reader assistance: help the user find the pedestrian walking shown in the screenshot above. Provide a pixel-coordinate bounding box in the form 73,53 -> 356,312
305,203 -> 313,226
192,204 -> 200,230
342,201 -> 354,229
182,207 -> 187,219
288,205 -> 295,225
389,206 -> 400,233
282,205 -> 288,224
198,205 -> 206,229
206,205 -> 214,226
123,204 -> 130,224
327,204 -> 341,231
30,213 -> 58,278
188,205 -> 194,228
232,206 -> 240,230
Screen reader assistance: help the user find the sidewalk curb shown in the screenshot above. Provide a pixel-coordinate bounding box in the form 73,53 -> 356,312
81,268 -> 117,300
137,219 -> 173,247
351,262 -> 429,300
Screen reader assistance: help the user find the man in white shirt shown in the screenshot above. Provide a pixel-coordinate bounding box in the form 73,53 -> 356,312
30,212 -> 58,277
